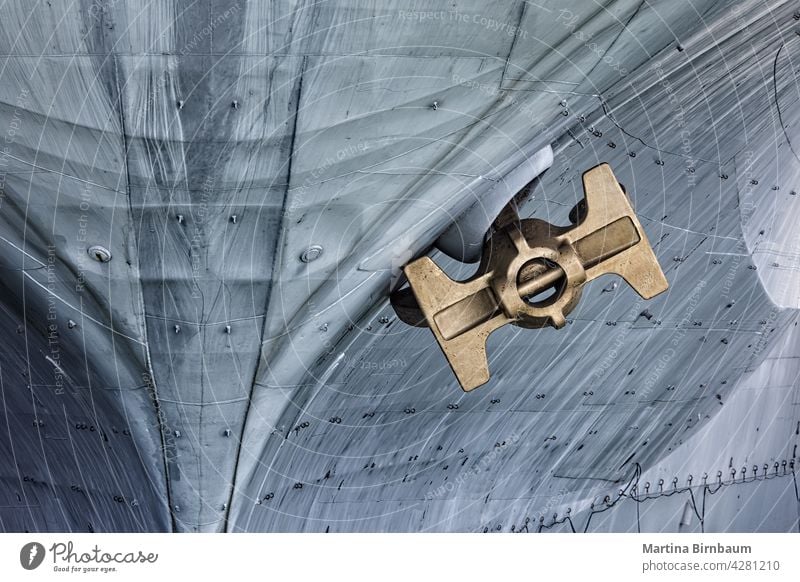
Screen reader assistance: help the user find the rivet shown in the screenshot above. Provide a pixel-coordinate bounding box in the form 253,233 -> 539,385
174,505 -> 181,512
88,245 -> 112,263
559,100 -> 567,107
224,325 -> 231,334
561,110 -> 569,116
432,101 -> 439,110
222,502 -> 227,510
67,320 -> 76,329
224,429 -> 231,437
300,245 -> 323,263
176,214 -> 185,224
230,215 -> 238,224
174,430 -> 181,438
177,99 -> 184,110
602,281 -> 618,293
232,100 -> 239,109
174,324 -> 181,333
655,159 -> 665,166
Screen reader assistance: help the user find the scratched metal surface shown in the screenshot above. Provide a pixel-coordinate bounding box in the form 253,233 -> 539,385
0,0 -> 798,533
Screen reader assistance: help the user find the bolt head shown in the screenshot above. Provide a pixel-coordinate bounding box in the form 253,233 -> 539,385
88,245 -> 112,263
300,245 -> 324,263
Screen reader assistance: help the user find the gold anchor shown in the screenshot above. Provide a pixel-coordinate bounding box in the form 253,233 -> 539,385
391,164 -> 668,391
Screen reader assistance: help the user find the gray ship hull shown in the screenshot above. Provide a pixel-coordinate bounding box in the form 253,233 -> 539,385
0,0 -> 798,532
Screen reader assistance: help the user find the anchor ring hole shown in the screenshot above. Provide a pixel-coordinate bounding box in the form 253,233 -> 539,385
518,258 -> 566,307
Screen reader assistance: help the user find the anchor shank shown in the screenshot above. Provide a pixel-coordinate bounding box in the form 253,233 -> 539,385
517,265 -> 564,299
